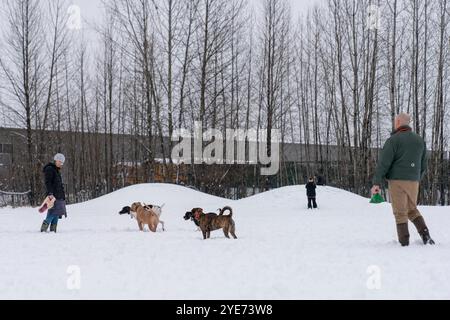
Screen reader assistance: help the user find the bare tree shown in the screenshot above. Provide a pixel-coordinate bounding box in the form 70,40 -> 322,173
0,0 -> 45,203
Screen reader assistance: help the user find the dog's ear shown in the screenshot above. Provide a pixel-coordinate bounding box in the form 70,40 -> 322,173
192,208 -> 203,214
130,202 -> 140,211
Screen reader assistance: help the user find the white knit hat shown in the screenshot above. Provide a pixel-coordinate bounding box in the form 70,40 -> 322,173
54,153 -> 65,164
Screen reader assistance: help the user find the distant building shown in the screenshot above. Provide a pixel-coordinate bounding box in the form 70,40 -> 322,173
1,126 -> 381,195
0,142 -> 13,182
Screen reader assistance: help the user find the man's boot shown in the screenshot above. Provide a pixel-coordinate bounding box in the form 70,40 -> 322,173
396,223 -> 410,246
50,223 -> 57,233
41,221 -> 49,232
412,216 -> 435,245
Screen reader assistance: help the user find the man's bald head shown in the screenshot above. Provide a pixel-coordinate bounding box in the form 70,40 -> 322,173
395,113 -> 411,130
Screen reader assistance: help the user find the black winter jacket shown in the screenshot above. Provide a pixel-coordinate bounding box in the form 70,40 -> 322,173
43,163 -> 66,200
306,182 -> 316,198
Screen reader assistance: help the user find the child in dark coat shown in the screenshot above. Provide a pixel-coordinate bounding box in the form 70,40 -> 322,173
306,177 -> 318,209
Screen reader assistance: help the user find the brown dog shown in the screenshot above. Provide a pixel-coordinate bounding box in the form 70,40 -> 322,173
189,206 -> 237,240
130,202 -> 160,232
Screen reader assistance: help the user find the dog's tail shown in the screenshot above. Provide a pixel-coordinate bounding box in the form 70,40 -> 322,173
219,206 -> 233,217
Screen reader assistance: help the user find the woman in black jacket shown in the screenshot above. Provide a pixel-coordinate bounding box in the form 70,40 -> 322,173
40,153 -> 67,232
306,177 -> 318,209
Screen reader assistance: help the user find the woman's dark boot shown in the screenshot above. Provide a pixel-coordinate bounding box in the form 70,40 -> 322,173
396,223 -> 410,246
50,223 -> 57,233
412,216 -> 435,245
40,221 -> 49,232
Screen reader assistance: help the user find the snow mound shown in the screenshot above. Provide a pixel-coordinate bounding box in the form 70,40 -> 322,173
69,183 -> 230,214
239,185 -> 371,211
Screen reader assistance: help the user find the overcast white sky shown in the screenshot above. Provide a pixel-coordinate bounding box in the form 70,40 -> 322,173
70,0 -> 324,32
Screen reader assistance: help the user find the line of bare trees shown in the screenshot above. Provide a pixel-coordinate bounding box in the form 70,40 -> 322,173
0,0 -> 449,205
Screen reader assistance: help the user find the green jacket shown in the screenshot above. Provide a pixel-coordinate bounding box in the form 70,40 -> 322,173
373,126 -> 427,185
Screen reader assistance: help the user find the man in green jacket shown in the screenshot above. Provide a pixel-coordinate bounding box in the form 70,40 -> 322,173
372,113 -> 435,246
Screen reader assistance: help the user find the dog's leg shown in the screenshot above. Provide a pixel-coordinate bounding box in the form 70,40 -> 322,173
223,227 -> 230,239
230,222 -> 237,239
159,220 -> 165,231
202,229 -> 207,240
137,221 -> 144,231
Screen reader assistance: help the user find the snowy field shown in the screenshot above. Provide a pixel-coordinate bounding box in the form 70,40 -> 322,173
0,183 -> 449,300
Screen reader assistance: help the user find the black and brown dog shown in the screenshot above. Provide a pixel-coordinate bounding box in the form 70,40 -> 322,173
184,206 -> 237,240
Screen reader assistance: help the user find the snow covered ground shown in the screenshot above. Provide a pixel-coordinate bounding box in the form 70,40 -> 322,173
0,183 -> 449,299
